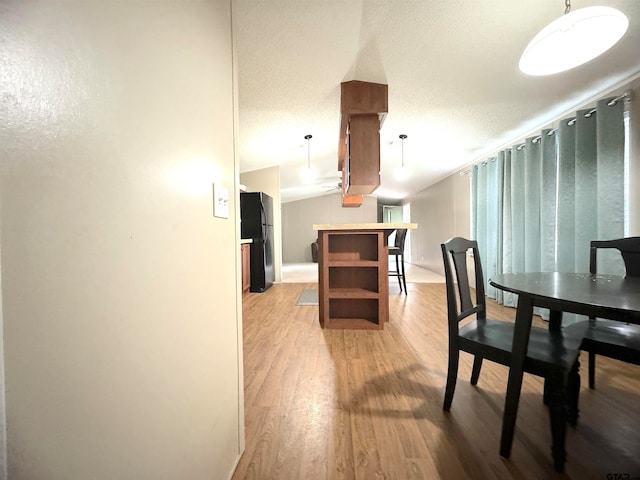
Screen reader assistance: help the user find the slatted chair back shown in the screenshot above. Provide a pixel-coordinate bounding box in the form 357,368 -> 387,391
590,237 -> 640,277
441,237 -> 486,324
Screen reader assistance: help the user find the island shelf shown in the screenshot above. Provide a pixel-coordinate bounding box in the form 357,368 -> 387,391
313,223 -> 417,330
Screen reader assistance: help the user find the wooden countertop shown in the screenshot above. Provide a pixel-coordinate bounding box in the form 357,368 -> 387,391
313,222 -> 417,231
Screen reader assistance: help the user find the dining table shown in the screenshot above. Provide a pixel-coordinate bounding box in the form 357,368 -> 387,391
489,272 -> 640,472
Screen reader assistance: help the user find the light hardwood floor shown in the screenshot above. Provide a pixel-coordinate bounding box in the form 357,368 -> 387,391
233,282 -> 640,480
280,262 -> 445,284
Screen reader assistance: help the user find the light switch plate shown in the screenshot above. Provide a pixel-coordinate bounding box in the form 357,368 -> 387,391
213,183 -> 229,218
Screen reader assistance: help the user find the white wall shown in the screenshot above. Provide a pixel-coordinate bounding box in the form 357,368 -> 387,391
406,170 -> 471,275
281,194 -> 378,263
0,2 -> 242,479
239,166 -> 282,281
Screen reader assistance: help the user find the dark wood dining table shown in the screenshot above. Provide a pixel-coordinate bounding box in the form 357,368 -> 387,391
489,272 -> 640,471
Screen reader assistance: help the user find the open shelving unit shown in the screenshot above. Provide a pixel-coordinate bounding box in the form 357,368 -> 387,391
317,228 -> 389,329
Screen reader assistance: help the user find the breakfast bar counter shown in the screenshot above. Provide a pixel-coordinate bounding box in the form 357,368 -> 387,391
313,222 -> 417,329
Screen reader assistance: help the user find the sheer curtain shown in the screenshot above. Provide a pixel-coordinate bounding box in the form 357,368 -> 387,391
473,97 -> 626,308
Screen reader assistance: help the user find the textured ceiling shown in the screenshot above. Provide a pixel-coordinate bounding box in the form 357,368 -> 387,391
233,0 -> 640,203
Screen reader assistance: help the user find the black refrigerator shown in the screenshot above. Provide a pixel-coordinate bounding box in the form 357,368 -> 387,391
240,192 -> 275,292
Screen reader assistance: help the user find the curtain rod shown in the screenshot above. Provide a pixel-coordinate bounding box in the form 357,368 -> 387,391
459,91 -> 631,176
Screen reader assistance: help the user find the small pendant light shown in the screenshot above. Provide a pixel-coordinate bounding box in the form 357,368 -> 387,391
301,134 -> 316,182
394,134 -> 410,181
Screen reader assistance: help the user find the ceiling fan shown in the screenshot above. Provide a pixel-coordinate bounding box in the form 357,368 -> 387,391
321,181 -> 342,192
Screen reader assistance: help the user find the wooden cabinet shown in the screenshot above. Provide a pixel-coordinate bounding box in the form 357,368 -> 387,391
345,114 -> 381,195
340,169 -> 363,207
241,243 -> 251,293
317,229 -> 389,329
338,80 -> 388,201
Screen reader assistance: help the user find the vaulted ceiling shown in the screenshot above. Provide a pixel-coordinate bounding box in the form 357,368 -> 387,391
233,0 -> 640,203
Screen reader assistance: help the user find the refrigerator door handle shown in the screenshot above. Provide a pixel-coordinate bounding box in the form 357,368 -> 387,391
260,202 -> 267,238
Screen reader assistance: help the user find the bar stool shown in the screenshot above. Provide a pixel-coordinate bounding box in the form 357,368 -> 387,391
389,229 -> 408,294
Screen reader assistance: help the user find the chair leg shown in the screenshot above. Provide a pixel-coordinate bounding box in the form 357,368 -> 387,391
470,355 -> 482,385
400,253 -> 407,295
543,377 -> 550,406
395,255 -> 403,293
567,360 -> 581,427
443,350 -> 459,411
588,351 -> 596,389
546,370 -> 568,473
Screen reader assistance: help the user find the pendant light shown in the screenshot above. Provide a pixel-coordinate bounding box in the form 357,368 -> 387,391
519,0 -> 628,76
301,134 -> 316,183
394,134 -> 410,181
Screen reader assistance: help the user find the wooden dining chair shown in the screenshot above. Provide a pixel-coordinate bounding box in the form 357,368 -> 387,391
441,237 -> 582,471
389,228 -> 408,294
565,237 -> 640,389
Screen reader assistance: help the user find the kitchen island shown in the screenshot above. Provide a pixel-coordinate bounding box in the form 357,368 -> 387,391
312,222 -> 417,329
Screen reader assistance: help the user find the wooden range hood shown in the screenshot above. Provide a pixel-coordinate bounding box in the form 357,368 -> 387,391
338,80 -> 388,207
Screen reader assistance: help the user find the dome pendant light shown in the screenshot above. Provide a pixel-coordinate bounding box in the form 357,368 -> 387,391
519,0 -> 628,76
394,134 -> 410,181
301,134 -> 316,183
